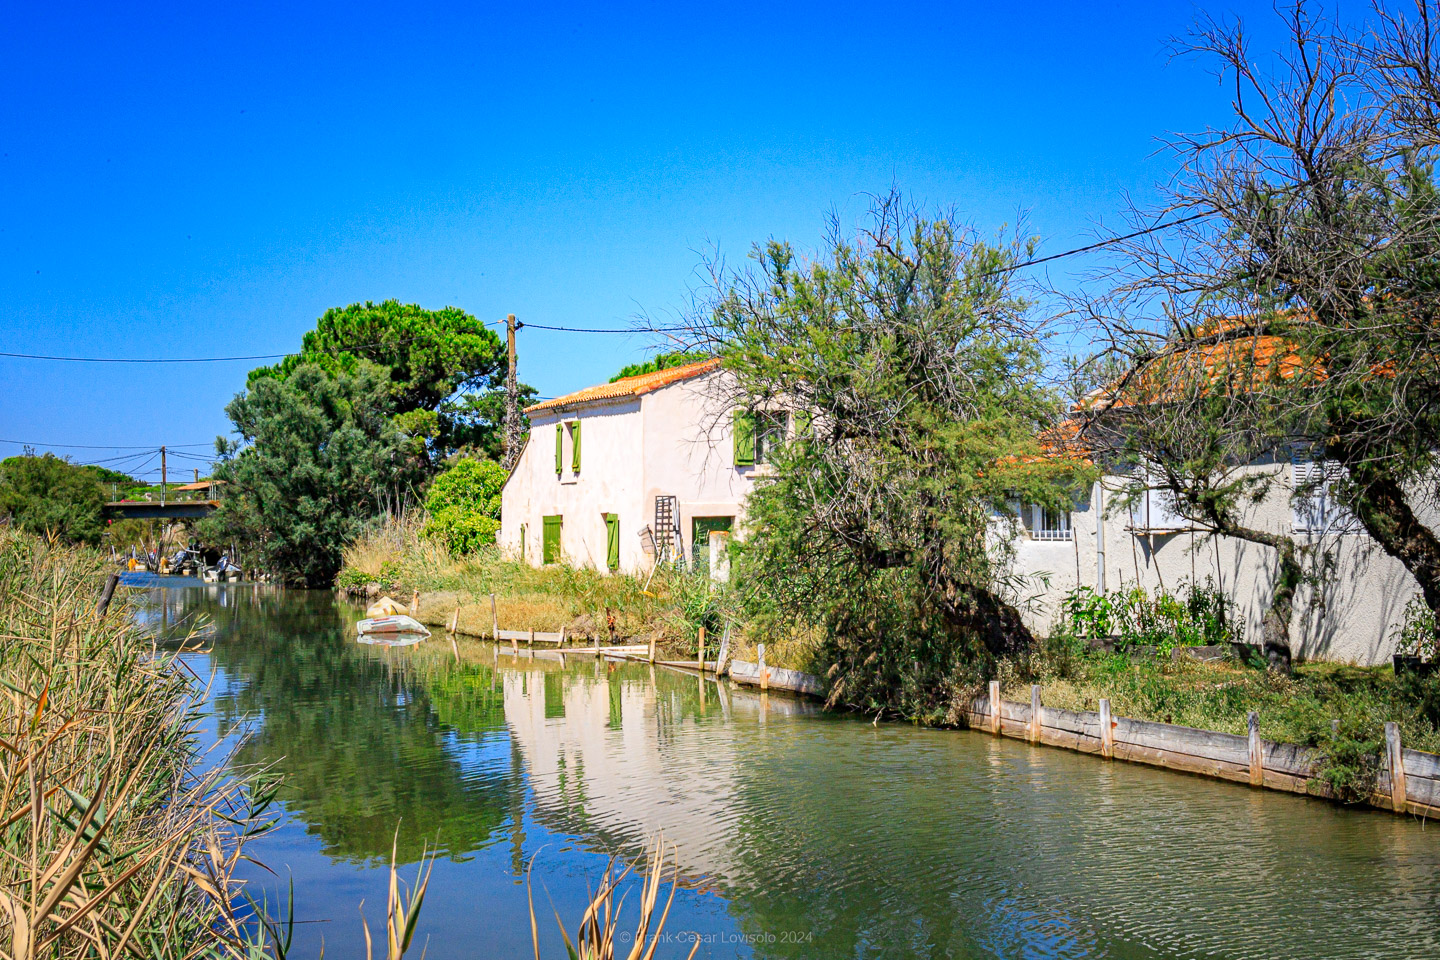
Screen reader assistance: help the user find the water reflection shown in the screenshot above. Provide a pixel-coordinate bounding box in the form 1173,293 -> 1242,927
133,580 -> 1440,960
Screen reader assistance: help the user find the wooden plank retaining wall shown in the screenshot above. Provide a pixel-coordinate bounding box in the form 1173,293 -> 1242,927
965,685 -> 1440,820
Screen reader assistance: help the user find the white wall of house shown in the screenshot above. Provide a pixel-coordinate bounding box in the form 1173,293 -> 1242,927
499,368 -> 756,574
640,373 -> 758,561
1010,462 -> 1433,665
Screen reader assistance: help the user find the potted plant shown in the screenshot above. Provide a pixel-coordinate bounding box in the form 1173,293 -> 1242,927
1392,597 -> 1439,676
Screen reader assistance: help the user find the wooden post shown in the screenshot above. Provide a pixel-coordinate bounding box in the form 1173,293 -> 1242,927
490,593 -> 499,640
96,572 -> 121,618
697,626 -> 706,671
1030,685 -> 1042,743
647,635 -> 656,663
1099,698 -> 1113,759
1248,711 -> 1263,786
759,643 -> 768,692
1386,722 -> 1407,812
447,605 -> 459,635
503,314 -> 523,471
715,624 -> 731,677
988,680 -> 1001,735
409,590 -> 419,616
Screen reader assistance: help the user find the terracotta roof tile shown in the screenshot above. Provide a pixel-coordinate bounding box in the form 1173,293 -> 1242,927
525,358 -> 721,415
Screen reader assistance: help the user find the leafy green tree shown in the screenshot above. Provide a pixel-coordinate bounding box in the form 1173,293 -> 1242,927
0,454 -> 106,544
249,299 -> 533,461
609,350 -> 711,382
422,458 -> 506,554
250,300 -> 504,411
205,363 -> 427,586
696,196 -> 1088,719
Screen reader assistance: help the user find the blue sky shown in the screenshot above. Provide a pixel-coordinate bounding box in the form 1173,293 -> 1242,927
1,0 -> 1290,478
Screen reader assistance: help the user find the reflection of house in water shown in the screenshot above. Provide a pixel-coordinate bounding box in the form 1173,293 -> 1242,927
499,656 -> 815,882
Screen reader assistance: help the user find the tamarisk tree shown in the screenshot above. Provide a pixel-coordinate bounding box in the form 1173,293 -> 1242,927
1077,2 -> 1440,644
679,195 -> 1087,719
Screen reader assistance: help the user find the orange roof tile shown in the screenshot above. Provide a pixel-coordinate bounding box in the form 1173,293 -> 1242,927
525,358 -> 721,415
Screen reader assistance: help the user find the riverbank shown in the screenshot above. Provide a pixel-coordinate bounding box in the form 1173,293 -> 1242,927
336,515 -> 1440,801
0,530 -> 279,958
337,514 -> 817,666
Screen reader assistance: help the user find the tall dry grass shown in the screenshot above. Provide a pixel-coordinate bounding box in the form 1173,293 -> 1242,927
0,529 -> 283,960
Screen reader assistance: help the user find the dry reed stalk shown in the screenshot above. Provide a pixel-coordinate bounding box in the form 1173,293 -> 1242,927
530,835 -> 700,960
0,530 -> 285,960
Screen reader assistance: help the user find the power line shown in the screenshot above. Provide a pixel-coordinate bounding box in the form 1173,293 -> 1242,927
0,439 -> 215,450
0,319 -> 507,364
976,211 -> 1212,279
0,214 -> 1212,365
519,322 -> 689,335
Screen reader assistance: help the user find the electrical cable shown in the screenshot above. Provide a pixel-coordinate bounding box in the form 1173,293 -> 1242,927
0,318 -> 507,364
0,214 -> 1213,362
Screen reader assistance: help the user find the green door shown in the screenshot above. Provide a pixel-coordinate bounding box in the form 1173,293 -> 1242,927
542,515 -> 562,565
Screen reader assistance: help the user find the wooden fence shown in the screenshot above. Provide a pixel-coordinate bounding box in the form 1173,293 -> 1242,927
965,682 -> 1440,819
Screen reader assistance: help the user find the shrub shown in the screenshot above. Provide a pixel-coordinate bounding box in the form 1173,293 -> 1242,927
1392,595 -> 1439,661
1050,578 -> 1244,657
422,458 -> 505,554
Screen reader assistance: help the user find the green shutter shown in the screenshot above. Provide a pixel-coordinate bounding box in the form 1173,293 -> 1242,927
555,423 -> 563,474
542,515 -> 562,564
733,410 -> 755,466
519,524 -> 526,562
604,513 -> 619,571
571,421 -> 581,473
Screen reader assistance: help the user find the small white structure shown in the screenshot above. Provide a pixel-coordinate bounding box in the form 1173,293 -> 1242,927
500,360 -> 783,576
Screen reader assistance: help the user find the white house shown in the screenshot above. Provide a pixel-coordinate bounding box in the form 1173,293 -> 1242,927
501,355 -> 1426,666
1010,451 -> 1435,666
499,359 -> 786,575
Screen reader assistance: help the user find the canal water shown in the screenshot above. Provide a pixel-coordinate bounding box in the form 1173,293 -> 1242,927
132,577 -> 1440,959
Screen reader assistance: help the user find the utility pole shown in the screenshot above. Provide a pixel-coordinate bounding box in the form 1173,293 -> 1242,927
160,446 -> 167,505
503,314 -> 523,471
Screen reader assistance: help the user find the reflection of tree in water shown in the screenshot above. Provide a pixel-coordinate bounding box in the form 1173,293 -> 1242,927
196,589 -> 519,866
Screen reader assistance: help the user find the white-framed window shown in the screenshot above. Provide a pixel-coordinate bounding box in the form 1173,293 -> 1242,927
1029,504 -> 1072,541
1291,448 -> 1358,535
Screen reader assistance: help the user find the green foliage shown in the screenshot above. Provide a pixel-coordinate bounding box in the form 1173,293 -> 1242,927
248,300 -> 505,413
1392,595 -> 1439,661
1050,579 -> 1244,658
81,464 -> 137,485
717,198 -> 1090,719
0,453 -> 106,544
246,299 -> 533,462
609,350 -> 710,382
421,458 -> 506,555
205,362 -> 427,587
1312,718 -> 1385,804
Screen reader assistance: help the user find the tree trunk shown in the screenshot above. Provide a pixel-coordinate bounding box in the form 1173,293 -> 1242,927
1335,455 -> 1440,630
1174,483 -> 1299,669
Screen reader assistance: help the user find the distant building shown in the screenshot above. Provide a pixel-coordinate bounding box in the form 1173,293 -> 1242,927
499,359 -> 786,576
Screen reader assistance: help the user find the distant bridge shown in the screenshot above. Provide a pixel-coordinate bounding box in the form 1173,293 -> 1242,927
104,500 -> 220,521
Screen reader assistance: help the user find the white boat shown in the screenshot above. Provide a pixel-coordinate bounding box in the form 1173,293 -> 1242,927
356,615 -> 431,640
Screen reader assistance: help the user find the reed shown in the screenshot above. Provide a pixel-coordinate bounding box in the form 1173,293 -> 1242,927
0,529 -> 282,960
529,836 -> 700,960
